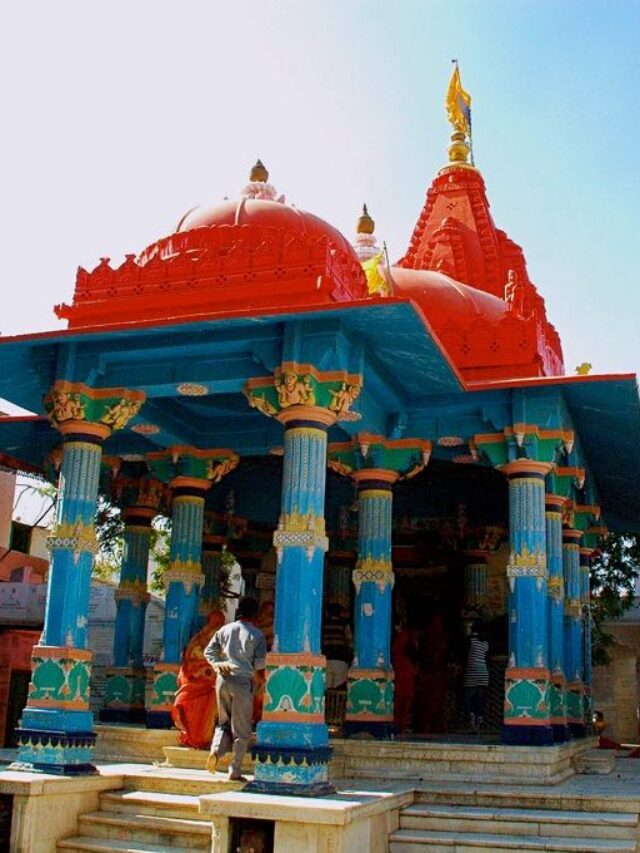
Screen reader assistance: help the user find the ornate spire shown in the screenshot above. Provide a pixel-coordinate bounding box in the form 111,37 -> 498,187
445,63 -> 474,167
353,203 -> 380,261
241,159 -> 283,202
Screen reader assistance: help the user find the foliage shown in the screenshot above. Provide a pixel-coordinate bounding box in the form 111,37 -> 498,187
149,515 -> 171,594
92,493 -> 125,581
590,533 -> 640,665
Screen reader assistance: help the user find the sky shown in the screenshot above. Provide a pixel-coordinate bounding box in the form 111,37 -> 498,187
1,0 -> 639,392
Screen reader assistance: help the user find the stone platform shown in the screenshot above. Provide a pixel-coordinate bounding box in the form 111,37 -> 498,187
94,725 -> 598,786
2,753 -> 639,852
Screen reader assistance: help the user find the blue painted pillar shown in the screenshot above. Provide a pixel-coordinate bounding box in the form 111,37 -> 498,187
248,406 -> 334,797
101,506 -> 154,723
344,469 -> 397,738
580,546 -> 594,733
15,420 -> 110,774
545,493 -> 569,743
147,477 -> 208,728
563,527 -> 585,737
199,545 -> 223,624
501,459 -> 554,746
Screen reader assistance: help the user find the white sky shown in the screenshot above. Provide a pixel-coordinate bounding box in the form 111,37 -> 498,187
1,1 -> 639,381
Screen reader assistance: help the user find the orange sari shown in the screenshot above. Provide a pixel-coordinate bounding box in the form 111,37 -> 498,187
172,610 -> 226,749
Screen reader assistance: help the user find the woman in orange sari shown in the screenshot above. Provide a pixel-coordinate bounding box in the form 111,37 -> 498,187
172,610 -> 226,749
252,600 -> 275,722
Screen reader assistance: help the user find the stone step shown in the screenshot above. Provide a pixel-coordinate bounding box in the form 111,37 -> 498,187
414,785 -> 640,815
400,804 -> 638,840
100,790 -> 204,821
389,828 -> 637,853
76,811 -> 210,850
58,836 -> 183,853
121,771 -> 246,796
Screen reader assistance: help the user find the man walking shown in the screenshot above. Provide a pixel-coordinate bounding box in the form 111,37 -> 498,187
204,597 -> 266,780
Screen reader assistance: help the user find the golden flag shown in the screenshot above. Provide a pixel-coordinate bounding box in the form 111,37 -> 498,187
362,251 -> 391,297
446,65 -> 472,135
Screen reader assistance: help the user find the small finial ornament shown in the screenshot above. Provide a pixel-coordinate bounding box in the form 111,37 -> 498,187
575,362 -> 593,376
250,159 -> 269,183
353,203 -> 379,261
241,159 -> 282,202
357,204 -> 375,235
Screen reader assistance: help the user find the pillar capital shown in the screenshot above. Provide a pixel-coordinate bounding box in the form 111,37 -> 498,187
278,405 -> 337,429
500,458 -> 553,478
545,493 -> 566,512
147,446 -> 239,486
328,434 -> 431,482
245,362 -> 362,424
45,380 -> 145,433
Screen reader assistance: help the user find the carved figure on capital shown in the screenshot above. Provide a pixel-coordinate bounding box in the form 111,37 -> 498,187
276,371 -> 316,408
328,382 -> 361,418
45,381 -> 146,432
245,363 -> 363,423
100,397 -> 144,430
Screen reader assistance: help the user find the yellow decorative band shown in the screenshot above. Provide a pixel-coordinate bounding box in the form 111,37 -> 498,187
359,489 -> 393,500
355,557 -> 393,574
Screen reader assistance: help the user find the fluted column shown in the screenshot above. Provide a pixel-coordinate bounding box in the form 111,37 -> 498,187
563,527 -> 585,737
545,493 -> 569,742
147,476 -> 208,728
501,459 -> 554,746
580,546 -> 594,733
344,470 -> 397,737
249,406 -> 334,795
100,478 -> 162,722
14,382 -> 143,774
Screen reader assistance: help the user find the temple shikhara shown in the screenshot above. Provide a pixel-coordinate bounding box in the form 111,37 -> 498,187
2,72 -> 640,852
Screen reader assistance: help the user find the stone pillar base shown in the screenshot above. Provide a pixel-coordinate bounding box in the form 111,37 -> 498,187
12,728 -> 97,775
501,724 -> 554,746
100,666 -> 147,724
146,662 -> 179,729
552,723 -> 570,743
345,667 -> 394,736
343,720 -> 395,739
247,744 -> 334,797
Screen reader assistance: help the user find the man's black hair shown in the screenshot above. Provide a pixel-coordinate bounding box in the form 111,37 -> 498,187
237,596 -> 260,619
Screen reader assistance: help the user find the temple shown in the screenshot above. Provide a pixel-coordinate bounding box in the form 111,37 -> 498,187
2,77 -> 640,851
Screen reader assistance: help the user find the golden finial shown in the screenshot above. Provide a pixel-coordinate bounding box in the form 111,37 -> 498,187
250,159 -> 269,183
575,362 -> 593,376
357,204 -> 375,235
445,62 -> 473,167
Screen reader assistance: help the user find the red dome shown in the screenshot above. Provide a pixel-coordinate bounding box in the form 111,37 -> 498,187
57,198 -> 369,329
175,198 -> 358,261
391,266 -> 507,325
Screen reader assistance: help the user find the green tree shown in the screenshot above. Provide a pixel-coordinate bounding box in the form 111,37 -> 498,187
590,533 -> 640,664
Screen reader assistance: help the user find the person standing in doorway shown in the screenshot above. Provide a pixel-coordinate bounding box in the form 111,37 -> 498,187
463,620 -> 490,734
204,597 -> 266,781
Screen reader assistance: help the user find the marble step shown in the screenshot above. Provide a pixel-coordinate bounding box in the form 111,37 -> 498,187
389,828 -> 637,853
76,811 -> 210,850
121,771 -> 245,796
414,785 -> 640,815
58,837 -> 184,853
401,804 -> 638,840
100,790 -> 204,821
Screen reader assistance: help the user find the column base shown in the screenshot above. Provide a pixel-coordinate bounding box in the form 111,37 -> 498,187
569,722 -> 587,739
552,723 -> 570,743
13,728 -> 97,775
249,744 -> 334,797
99,708 -> 146,724
101,666 -> 147,724
343,719 -> 396,739
501,724 -> 554,746
146,663 -> 179,728
146,711 -> 174,729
